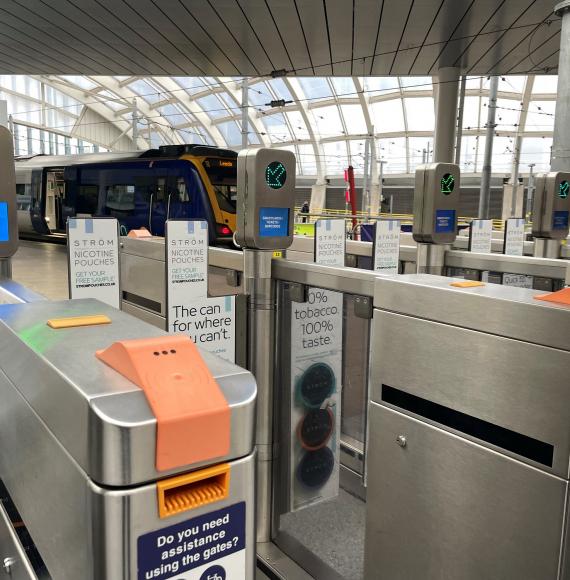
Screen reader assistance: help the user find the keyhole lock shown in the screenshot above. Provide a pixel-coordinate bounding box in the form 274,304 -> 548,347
3,557 -> 16,575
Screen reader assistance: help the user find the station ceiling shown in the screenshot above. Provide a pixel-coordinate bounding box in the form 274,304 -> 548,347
0,0 -> 562,77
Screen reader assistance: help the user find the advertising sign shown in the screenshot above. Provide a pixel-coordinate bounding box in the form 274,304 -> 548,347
290,219 -> 345,510
166,220 -> 235,362
504,219 -> 525,256
67,217 -> 120,308
373,220 -> 400,275
469,220 -> 493,254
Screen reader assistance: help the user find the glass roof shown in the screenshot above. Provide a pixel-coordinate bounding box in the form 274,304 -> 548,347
0,74 -> 558,176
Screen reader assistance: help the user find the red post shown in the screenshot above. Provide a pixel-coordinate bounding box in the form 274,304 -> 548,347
347,165 -> 358,239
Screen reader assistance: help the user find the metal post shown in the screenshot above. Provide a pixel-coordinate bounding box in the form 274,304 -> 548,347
455,75 -> 466,166
379,159 -> 385,215
553,1 -> 570,171
0,259 -> 11,279
243,249 -> 275,543
509,76 -> 534,217
132,98 -> 139,151
0,101 -> 8,131
12,122 -> 19,156
362,137 -> 370,217
478,75 -> 499,219
147,118 -> 152,147
509,136 -> 522,217
369,130 -> 376,218
242,81 -> 249,150
416,244 -> 446,275
433,67 -> 460,163
534,238 -> 562,258
526,163 -> 536,222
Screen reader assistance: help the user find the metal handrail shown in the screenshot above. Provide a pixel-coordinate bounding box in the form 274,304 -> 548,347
272,258 -> 380,297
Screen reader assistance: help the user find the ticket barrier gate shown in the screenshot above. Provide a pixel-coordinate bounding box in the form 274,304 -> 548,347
287,233 -> 570,292
365,274 -> 570,580
0,299 -> 256,579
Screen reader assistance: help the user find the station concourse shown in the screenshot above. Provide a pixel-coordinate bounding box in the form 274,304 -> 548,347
0,1 -> 569,579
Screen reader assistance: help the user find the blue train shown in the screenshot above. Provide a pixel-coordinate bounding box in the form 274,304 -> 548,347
15,144 -> 238,242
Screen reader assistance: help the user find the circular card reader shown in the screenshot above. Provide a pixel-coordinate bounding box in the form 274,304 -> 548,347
297,447 -> 335,488
297,408 -> 334,450
440,173 -> 455,195
559,180 -> 569,199
265,161 -> 287,190
297,362 -> 336,408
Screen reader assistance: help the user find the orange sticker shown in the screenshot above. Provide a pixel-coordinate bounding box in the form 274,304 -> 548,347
534,287 -> 570,306
96,335 -> 230,471
450,280 -> 485,288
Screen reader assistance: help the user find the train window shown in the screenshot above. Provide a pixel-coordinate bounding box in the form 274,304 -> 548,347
77,185 -> 99,215
202,158 -> 237,213
175,177 -> 190,202
213,184 -> 237,213
106,185 -> 135,214
155,177 -> 166,202
16,183 -> 31,210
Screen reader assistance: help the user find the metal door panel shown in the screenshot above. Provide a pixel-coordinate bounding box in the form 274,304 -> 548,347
371,310 -> 570,477
0,502 -> 39,580
364,402 -> 567,580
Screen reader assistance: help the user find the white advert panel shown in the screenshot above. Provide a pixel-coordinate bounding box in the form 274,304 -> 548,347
314,219 -> 345,266
166,220 -> 235,363
289,218 -> 345,511
373,220 -> 400,275
469,219 -> 493,254
504,218 -> 525,256
67,217 -> 120,309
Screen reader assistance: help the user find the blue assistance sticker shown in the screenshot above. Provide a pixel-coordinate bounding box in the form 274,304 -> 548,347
137,502 -> 246,580
259,207 -> 289,237
553,210 -> 569,230
434,209 -> 456,234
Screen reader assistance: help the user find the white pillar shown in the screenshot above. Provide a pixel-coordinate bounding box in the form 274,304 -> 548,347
132,98 -> 139,151
241,81 -> 249,150
454,76 -> 466,166
552,1 -> 570,171
478,75 -> 499,219
309,183 -> 327,213
433,67 -> 460,163
0,101 -> 7,129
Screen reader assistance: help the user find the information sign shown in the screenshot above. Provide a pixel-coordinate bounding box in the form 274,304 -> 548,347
67,217 -> 120,308
166,220 -> 235,362
373,220 -> 400,275
504,219 -> 525,256
290,219 -> 344,510
469,220 -> 493,254
137,502 -> 246,580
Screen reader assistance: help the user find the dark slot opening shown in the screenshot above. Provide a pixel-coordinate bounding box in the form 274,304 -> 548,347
122,291 -> 162,314
382,384 -> 554,467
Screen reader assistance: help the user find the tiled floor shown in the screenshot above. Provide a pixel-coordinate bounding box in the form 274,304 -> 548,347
11,240 -> 69,300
